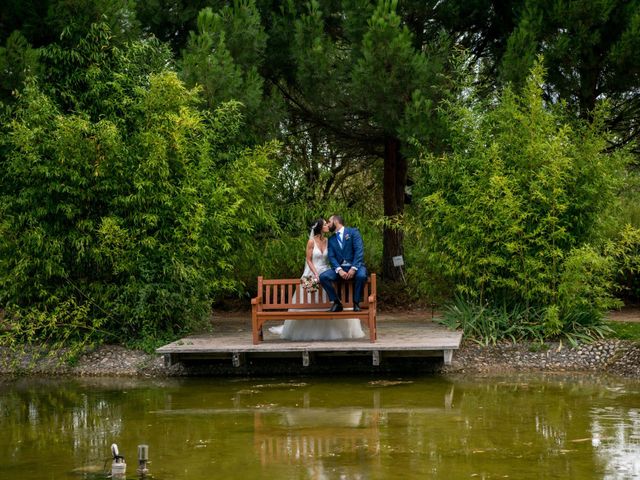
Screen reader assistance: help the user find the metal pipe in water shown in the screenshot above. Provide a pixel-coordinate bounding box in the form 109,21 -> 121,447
137,444 -> 149,475
110,443 -> 126,477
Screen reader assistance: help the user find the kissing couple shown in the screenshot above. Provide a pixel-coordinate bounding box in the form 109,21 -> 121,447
270,214 -> 367,341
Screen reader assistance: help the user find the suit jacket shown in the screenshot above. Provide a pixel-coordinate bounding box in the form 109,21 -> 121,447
328,227 -> 365,271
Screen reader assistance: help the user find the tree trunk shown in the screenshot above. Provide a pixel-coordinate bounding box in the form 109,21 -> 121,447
382,136 -> 407,282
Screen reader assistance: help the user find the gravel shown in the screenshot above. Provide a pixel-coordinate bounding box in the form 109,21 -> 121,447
1,339 -> 639,378
443,339 -> 640,378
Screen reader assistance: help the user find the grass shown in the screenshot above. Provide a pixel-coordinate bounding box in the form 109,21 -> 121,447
605,321 -> 640,341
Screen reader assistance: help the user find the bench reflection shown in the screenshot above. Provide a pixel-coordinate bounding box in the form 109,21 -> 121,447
253,386 -> 455,469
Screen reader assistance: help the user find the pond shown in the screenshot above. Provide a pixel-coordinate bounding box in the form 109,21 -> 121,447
1,373 -> 639,479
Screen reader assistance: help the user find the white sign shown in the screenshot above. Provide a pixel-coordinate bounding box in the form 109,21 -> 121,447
392,255 -> 404,267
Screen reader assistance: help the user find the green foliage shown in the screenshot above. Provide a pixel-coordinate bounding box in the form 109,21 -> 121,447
39,22 -> 173,120
1,299 -> 105,366
413,61 -> 630,340
617,171 -> 640,228
498,0 -> 640,152
428,0 -> 640,153
438,296 -> 545,346
273,122 -> 383,208
282,0 -> 450,136
2,0 -> 639,354
0,68 -> 276,352
351,0 -> 429,132
557,245 -> 622,323
0,30 -> 40,103
0,21 -> 276,356
180,1 -> 282,143
182,5 -> 262,110
0,0 -> 140,48
45,0 -> 141,44
604,224 -> 640,300
134,0 -> 213,53
263,1 -> 456,281
439,296 -> 613,347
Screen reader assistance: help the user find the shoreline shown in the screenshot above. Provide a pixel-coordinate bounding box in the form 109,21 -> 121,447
1,338 -> 639,379
443,338 -> 640,378
2,310 -> 639,379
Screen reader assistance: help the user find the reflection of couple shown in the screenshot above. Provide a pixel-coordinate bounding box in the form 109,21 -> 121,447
271,214 -> 367,341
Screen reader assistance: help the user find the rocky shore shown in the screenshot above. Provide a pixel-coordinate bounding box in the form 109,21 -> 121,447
444,339 -> 640,378
2,338 -> 639,379
2,310 -> 639,378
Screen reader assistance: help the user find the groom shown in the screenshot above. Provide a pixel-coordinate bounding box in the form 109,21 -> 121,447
320,214 -> 368,312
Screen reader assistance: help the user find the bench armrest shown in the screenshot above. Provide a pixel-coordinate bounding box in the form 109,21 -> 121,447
368,293 -> 376,304
251,296 -> 263,306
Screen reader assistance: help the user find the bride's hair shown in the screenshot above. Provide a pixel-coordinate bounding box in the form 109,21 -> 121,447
310,218 -> 325,237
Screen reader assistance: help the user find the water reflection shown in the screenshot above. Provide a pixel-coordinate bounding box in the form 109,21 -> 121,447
254,407 -> 377,478
591,406 -> 640,478
0,375 -> 639,479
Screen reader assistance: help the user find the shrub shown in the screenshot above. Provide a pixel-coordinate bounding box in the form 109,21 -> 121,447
412,60 -> 630,340
604,224 -> 640,301
557,245 -> 622,324
0,72 -> 276,351
438,296 -> 545,346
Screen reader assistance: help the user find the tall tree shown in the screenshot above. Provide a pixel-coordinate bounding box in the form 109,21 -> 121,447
0,0 -> 141,47
260,0 -> 453,280
136,0 -> 216,53
431,0 -> 640,154
501,0 -> 640,153
180,2 -> 282,142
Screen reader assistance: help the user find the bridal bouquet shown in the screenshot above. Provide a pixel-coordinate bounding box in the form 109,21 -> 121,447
300,275 -> 320,292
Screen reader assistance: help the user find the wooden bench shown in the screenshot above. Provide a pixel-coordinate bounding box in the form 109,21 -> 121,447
251,274 -> 377,344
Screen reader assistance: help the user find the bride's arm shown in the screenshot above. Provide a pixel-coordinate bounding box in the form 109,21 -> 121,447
306,239 -> 319,278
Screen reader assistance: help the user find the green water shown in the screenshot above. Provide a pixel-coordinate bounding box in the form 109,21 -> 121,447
1,374 -> 639,479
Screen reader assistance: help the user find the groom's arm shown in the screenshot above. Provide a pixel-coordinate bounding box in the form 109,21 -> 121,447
352,228 -> 365,269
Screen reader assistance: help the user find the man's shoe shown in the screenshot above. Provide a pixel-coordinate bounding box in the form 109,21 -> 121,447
329,302 -> 343,312
353,303 -> 361,312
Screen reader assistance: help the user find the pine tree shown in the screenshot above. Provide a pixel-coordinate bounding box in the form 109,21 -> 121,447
261,0 -> 453,280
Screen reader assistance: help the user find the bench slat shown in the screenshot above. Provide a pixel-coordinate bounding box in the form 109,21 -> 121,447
251,274 -> 377,344
256,311 -> 370,319
258,282 -> 370,308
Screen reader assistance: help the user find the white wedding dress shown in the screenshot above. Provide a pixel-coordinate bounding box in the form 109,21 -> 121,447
269,240 -> 365,341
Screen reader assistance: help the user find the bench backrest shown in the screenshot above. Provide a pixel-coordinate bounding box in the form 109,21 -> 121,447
256,274 -> 376,311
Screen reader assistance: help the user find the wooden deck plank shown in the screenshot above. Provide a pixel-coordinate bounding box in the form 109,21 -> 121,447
157,321 -> 462,356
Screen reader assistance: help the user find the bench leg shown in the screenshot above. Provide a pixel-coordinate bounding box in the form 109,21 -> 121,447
253,323 -> 264,344
251,310 -> 260,344
369,314 -> 377,342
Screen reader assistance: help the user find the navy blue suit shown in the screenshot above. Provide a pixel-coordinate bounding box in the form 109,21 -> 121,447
320,227 -> 368,304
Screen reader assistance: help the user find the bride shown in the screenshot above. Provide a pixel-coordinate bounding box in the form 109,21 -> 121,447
270,218 -> 365,341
